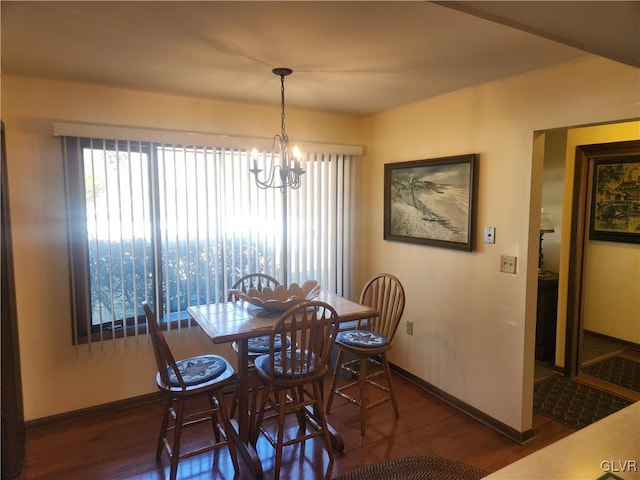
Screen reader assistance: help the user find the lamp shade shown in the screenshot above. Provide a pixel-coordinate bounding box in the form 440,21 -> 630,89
540,208 -> 555,233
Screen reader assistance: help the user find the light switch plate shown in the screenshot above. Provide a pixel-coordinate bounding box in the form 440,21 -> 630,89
500,255 -> 517,274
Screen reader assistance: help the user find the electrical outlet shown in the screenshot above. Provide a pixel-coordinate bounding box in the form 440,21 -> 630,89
500,255 -> 517,274
406,321 -> 414,335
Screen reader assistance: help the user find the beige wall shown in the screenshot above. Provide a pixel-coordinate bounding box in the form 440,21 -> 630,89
2,56 -> 639,435
583,240 -> 640,343
358,57 -> 639,433
574,124 -> 640,345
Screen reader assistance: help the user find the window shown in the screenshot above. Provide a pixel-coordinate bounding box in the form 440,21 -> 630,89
63,136 -> 354,345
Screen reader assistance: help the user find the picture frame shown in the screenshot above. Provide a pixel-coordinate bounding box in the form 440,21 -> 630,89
384,153 -> 478,251
589,155 -> 640,244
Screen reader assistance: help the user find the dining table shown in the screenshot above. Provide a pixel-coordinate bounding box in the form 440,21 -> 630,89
187,291 -> 378,479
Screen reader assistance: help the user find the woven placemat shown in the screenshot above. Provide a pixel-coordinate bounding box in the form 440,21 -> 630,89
582,356 -> 640,392
533,375 -> 633,429
333,456 -> 487,480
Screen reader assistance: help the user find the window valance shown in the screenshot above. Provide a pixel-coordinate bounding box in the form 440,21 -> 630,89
53,121 -> 364,156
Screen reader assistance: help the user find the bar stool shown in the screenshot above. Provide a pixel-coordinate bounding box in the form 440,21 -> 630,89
326,273 -> 405,435
143,302 -> 239,480
251,301 -> 340,480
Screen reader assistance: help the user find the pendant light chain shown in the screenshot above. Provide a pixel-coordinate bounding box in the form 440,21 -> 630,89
280,73 -> 287,142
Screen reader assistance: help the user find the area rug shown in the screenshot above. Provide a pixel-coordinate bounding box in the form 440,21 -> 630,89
333,456 -> 487,480
582,356 -> 640,392
533,375 -> 633,429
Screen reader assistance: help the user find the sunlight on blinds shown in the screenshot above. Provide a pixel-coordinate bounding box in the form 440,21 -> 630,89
66,136 -> 354,345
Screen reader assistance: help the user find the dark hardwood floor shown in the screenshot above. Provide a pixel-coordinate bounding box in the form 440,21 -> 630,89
17,375 -> 575,480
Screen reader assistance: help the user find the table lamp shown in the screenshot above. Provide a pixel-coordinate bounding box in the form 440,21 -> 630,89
539,208 -> 555,272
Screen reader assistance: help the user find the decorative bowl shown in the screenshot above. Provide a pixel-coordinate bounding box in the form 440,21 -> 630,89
229,279 -> 321,312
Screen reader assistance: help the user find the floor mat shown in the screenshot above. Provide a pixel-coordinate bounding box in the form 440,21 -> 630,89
533,375 -> 633,429
582,355 -> 640,392
334,456 -> 487,480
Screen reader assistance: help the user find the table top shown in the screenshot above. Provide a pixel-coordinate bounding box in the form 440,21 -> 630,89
187,291 -> 377,344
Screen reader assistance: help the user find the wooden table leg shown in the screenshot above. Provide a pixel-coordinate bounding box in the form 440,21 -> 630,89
228,419 -> 263,478
233,339 -> 264,478
304,406 -> 345,452
236,339 -> 250,442
326,422 -> 345,452
305,375 -> 345,452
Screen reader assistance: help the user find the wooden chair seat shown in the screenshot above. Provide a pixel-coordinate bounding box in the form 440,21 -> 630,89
166,354 -> 229,386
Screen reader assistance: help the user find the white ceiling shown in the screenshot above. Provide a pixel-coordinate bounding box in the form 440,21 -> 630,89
2,1 -> 638,115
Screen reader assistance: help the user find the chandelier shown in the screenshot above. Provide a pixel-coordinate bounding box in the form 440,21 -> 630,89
250,67 -> 305,192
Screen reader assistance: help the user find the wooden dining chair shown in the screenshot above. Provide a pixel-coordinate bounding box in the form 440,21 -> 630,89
227,273 -> 280,301
325,273 -> 406,435
251,300 -> 340,480
227,273 -> 290,421
142,302 -> 239,480
227,272 -> 285,368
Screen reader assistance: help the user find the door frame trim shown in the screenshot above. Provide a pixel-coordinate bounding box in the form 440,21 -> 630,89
565,139 -> 640,376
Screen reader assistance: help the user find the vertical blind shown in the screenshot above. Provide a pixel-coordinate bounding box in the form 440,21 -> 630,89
63,136 -> 354,345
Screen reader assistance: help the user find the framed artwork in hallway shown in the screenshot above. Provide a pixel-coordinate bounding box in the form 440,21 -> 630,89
589,155 -> 640,244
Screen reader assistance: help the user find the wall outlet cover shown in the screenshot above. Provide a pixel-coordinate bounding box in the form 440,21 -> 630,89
484,226 -> 495,244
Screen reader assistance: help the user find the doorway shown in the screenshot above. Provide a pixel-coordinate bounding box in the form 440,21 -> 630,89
565,139 -> 640,385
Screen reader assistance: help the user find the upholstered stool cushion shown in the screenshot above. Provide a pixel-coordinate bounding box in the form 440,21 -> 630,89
337,330 -> 388,348
168,354 -> 228,386
255,349 -> 316,378
248,334 -> 291,354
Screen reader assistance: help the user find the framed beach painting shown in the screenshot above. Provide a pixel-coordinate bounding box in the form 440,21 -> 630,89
384,153 -> 478,251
